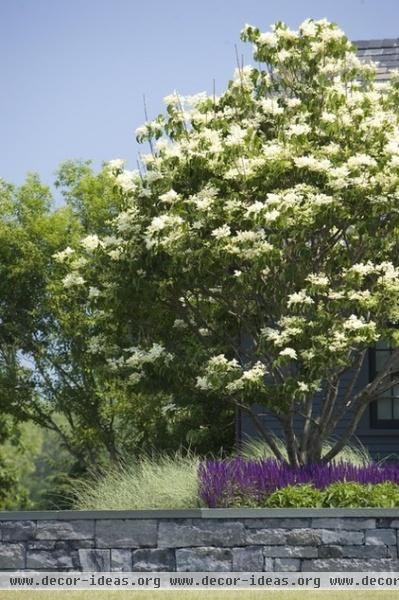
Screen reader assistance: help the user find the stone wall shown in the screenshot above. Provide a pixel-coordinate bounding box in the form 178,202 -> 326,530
1,509 -> 399,572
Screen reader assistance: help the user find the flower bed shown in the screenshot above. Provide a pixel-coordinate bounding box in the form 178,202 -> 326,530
199,458 -> 399,508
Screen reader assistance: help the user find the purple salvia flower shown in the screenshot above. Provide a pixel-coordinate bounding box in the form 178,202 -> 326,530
198,459 -> 399,507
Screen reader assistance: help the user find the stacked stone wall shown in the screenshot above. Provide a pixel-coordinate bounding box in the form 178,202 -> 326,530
1,509 -> 399,571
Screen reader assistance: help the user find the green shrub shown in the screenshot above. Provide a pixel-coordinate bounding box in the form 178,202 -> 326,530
322,482 -> 372,507
262,481 -> 399,509
323,481 -> 399,508
366,482 -> 399,508
264,484 -> 324,508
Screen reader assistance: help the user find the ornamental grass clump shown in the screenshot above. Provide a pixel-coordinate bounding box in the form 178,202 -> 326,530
73,452 -> 200,510
199,458 -> 399,507
240,437 -> 372,466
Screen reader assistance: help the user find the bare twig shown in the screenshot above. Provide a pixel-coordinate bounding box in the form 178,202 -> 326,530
142,93 -> 154,156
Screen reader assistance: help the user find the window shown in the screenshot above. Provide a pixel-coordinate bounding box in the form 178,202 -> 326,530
370,341 -> 399,429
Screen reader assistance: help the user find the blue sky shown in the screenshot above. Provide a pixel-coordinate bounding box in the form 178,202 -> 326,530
1,0 -> 399,192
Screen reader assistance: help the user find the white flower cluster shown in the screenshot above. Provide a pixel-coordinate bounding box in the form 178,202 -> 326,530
53,247 -> 74,262
123,343 -> 173,385
258,31 -> 277,47
348,262 -> 376,277
223,230 -> 274,260
226,362 -> 267,392
114,208 -> 140,234
262,143 -> 286,160
261,316 -> 306,350
297,381 -> 310,392
125,342 -> 172,368
188,186 -> 218,212
286,123 -> 311,137
287,290 -> 314,307
279,347 -> 297,360
306,273 -> 329,287
80,234 -> 104,252
107,158 -> 125,172
195,354 -> 241,391
145,215 -> 185,249
62,272 -> 85,288
212,224 -> 231,239
159,189 -> 179,204
260,98 -> 284,115
208,354 -> 240,370
225,124 -> 247,146
342,314 -> 370,331
376,262 -> 399,293
294,156 -> 331,172
347,154 -> 377,169
114,170 -> 139,194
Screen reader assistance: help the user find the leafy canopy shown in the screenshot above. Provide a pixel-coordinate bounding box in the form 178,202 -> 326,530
56,18 -> 399,465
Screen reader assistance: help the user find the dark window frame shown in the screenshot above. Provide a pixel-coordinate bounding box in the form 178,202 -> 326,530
369,344 -> 399,429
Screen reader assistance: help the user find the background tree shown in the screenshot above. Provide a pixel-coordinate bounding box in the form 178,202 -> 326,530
0,164 -> 234,508
58,18 -> 399,466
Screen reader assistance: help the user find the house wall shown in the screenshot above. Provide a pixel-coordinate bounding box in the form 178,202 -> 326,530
1,509 -> 399,572
241,351 -> 399,460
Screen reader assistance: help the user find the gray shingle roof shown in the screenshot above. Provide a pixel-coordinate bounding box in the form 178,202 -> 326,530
355,39 -> 399,80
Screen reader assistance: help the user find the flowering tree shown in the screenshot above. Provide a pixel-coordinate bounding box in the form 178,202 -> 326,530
51,162 -> 235,457
57,18 -> 399,466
